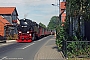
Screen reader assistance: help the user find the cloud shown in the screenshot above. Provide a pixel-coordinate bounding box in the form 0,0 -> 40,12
0,0 -> 55,5
0,0 -> 23,4
0,0 -> 59,26
23,0 -> 56,6
0,0 -> 56,5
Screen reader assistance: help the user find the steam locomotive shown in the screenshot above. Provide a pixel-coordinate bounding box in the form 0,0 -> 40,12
17,18 -> 52,42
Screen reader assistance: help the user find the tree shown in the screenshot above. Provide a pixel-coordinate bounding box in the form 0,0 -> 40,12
39,22 -> 46,28
65,0 -> 90,58
66,0 -> 90,37
47,16 -> 60,30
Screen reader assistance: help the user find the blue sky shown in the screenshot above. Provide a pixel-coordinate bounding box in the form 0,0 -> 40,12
0,0 -> 63,26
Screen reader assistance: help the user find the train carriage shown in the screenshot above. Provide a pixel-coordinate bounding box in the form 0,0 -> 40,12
17,18 -> 52,43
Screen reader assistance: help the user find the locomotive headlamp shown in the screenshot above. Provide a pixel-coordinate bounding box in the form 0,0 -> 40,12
19,31 -> 22,33
29,34 -> 31,36
27,31 -> 29,33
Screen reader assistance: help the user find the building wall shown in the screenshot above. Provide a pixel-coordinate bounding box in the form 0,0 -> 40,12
60,2 -> 66,26
11,10 -> 18,34
3,15 -> 12,24
61,13 -> 66,22
1,10 -> 18,24
0,21 -> 4,36
0,10 -> 18,35
60,2 -> 66,10
12,10 -> 18,24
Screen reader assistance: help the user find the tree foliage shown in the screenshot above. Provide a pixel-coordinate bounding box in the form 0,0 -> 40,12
68,0 -> 90,22
39,22 -> 46,28
56,0 -> 90,58
47,16 -> 60,30
66,0 -> 90,38
65,0 -> 90,58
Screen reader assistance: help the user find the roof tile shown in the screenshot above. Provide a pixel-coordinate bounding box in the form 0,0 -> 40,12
0,7 -> 15,14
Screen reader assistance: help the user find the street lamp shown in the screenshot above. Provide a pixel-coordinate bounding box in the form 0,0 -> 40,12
52,0 -> 60,13
52,0 -> 61,24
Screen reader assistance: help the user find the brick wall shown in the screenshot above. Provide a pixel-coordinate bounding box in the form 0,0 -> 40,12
0,22 -> 4,36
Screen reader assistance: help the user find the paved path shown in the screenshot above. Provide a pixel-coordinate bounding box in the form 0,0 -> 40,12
34,36 -> 66,60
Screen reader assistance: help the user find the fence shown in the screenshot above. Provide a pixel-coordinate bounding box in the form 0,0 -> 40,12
62,40 -> 90,59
